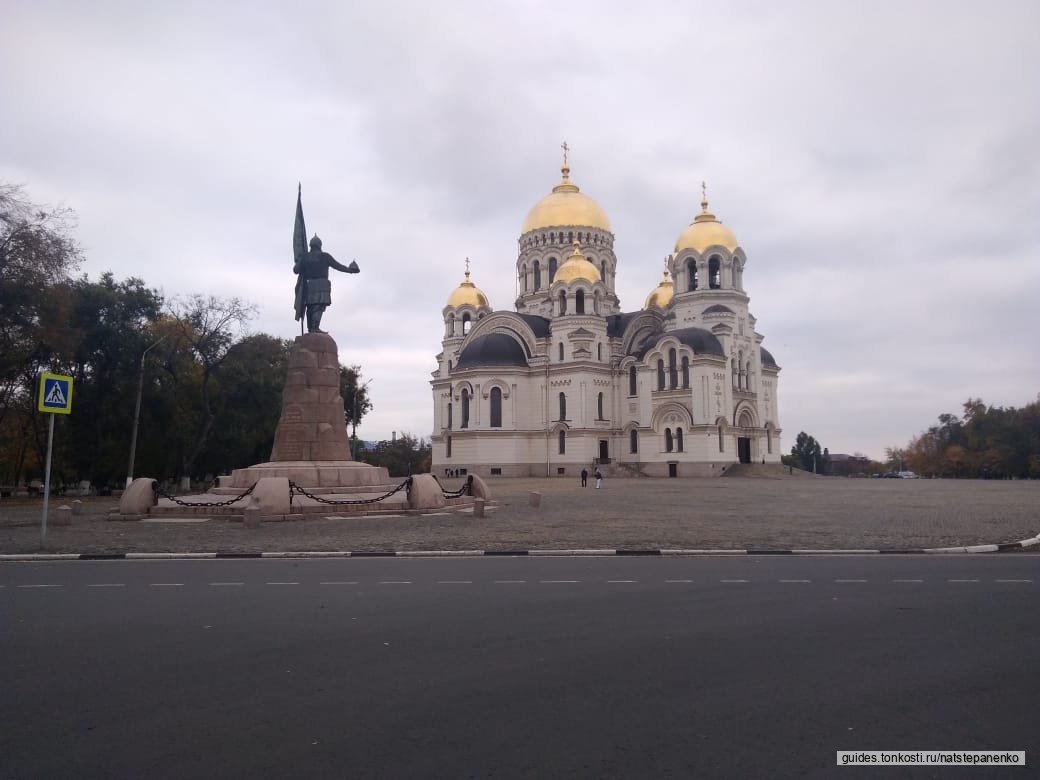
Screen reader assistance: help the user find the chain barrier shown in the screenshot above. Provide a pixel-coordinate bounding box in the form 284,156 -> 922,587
434,474 -> 472,499
155,482 -> 257,507
288,478 -> 412,506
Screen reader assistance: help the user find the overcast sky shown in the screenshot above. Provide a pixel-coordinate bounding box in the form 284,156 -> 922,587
3,0 -> 1038,460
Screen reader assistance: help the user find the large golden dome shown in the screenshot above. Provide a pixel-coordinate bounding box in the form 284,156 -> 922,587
446,263 -> 489,308
554,241 -> 601,284
674,191 -> 739,254
644,269 -> 674,309
521,163 -> 612,235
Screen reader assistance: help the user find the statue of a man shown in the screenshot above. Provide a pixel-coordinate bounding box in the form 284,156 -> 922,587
294,234 -> 359,333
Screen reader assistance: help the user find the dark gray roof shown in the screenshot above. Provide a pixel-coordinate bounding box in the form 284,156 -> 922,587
516,313 -> 551,338
456,333 -> 529,370
606,312 -> 641,338
761,347 -> 779,368
703,304 -> 734,314
633,327 -> 726,359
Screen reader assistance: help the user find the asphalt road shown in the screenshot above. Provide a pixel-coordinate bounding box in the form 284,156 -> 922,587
2,557 -> 1036,779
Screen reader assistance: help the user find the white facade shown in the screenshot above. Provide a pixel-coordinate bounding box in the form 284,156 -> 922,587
431,163 -> 781,478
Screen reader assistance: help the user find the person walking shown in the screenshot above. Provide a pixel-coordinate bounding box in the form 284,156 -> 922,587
580,468 -> 588,488
594,468 -> 603,489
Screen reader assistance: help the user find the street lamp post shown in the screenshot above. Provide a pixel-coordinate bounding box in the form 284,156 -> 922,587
126,334 -> 167,488
352,378 -> 373,459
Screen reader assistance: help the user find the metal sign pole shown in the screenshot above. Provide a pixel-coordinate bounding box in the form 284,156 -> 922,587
41,413 -> 55,546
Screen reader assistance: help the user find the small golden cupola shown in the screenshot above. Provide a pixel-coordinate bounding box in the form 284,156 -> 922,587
446,259 -> 489,308
554,241 -> 601,284
644,266 -> 674,309
674,183 -> 739,254
521,144 -> 612,235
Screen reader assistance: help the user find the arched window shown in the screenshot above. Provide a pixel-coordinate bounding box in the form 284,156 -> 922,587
629,429 -> 638,454
558,342 -> 564,361
462,313 -> 471,335
745,361 -> 752,392
567,231 -> 573,244
732,358 -> 739,389
597,343 -> 602,361
448,360 -> 452,371
548,257 -> 558,283
628,366 -> 637,396
738,351 -> 744,389
575,290 -> 585,314
597,392 -> 604,420
558,290 -> 567,315
681,356 -> 690,388
676,427 -> 684,452
558,429 -> 566,454
687,258 -> 698,291
767,428 -> 773,454
490,387 -> 502,428
558,392 -> 567,421
668,348 -> 678,389
446,436 -> 452,458
521,265 -> 528,292
533,260 -> 541,290
665,428 -> 673,452
718,424 -> 724,452
601,260 -> 607,281
657,360 -> 665,390
447,402 -> 453,429
461,389 -> 470,428
709,256 -> 721,289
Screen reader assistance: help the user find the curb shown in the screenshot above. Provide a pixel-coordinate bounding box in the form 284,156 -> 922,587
1,534 -> 1037,562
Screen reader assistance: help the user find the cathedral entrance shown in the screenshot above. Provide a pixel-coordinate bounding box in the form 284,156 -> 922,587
737,437 -> 751,464
598,440 -> 609,462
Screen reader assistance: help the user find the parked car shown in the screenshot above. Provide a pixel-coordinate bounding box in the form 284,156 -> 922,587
898,471 -> 919,479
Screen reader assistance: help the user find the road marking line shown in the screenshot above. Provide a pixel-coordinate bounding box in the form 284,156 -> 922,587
494,580 -> 526,584
665,579 -> 693,583
892,579 -> 923,583
320,581 -> 358,585
995,579 -> 1032,583
266,582 -> 299,585
540,580 -> 579,583
607,580 -> 637,583
379,581 -> 412,584
437,581 -> 473,584
149,583 -> 184,587
210,582 -> 244,586
721,579 -> 749,583
948,579 -> 979,583
87,583 -> 125,588
834,579 -> 867,583
17,584 -> 62,589
779,579 -> 811,583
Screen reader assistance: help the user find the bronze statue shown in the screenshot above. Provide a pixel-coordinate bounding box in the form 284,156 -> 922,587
293,186 -> 360,334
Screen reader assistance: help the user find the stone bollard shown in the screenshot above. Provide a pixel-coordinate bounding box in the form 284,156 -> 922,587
244,506 -> 261,528
71,499 -> 84,515
473,498 -> 485,518
52,505 -> 72,526
529,491 -> 541,507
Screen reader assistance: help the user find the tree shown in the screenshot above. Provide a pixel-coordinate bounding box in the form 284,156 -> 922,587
340,365 -> 373,449
790,431 -> 823,473
359,433 -> 431,477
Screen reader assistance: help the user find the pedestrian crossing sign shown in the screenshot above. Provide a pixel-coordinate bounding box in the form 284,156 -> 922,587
38,373 -> 74,414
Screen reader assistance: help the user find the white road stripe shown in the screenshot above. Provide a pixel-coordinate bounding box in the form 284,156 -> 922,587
541,580 -> 579,583
995,579 -> 1032,583
948,579 -> 979,583
87,583 -> 125,588
607,580 -> 637,583
149,583 -> 184,587
17,584 -> 62,589
320,581 -> 358,585
721,579 -> 749,583
494,580 -> 526,584
834,579 -> 867,583
779,579 -> 811,583
665,579 -> 693,583
892,579 -> 923,583
266,582 -> 299,586
210,582 -> 244,586
380,581 -> 412,584
437,580 -> 473,584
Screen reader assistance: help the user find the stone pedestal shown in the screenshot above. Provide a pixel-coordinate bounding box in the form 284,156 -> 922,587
270,332 -> 352,462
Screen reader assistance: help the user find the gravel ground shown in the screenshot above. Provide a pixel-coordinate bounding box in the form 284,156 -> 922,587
1,476 -> 1038,554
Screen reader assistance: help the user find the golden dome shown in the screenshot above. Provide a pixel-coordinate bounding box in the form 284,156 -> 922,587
446,261 -> 489,308
644,268 -> 674,309
674,188 -> 739,254
521,162 -> 612,235
554,241 -> 601,284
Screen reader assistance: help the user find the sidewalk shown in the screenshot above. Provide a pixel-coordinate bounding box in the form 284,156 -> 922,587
1,477 -> 1038,555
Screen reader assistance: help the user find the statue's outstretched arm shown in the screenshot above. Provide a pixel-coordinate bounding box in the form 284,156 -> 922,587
327,254 -> 359,274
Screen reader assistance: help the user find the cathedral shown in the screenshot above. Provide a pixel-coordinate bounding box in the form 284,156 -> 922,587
430,151 -> 781,478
